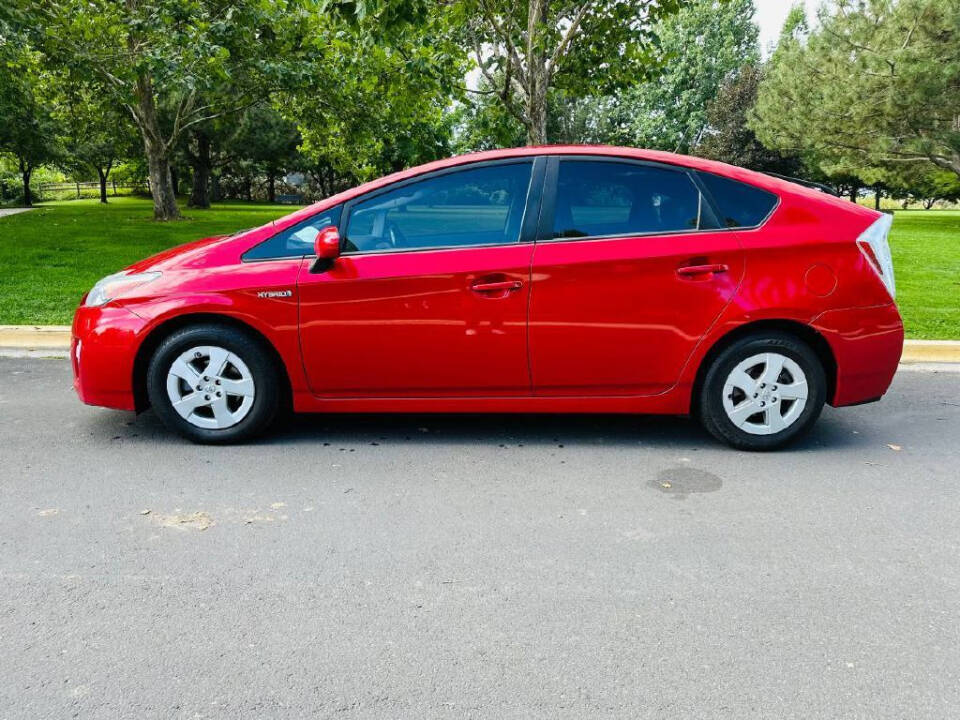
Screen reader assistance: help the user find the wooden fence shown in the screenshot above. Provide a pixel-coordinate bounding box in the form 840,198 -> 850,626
35,180 -> 149,201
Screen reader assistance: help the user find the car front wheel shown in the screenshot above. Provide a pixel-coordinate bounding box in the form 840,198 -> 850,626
146,324 -> 281,443
698,332 -> 827,450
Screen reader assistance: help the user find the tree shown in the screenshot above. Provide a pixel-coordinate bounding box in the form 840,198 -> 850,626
34,0 -> 315,220
453,0 -> 682,145
177,112 -> 248,209
0,47 -> 58,206
695,64 -> 803,176
48,80 -> 137,203
885,165 -> 960,209
284,10 -> 462,182
609,0 -> 759,153
231,106 -> 301,203
751,0 -> 960,181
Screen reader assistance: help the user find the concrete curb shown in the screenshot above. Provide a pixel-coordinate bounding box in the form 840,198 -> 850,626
0,325 -> 72,349
1,325 -> 959,363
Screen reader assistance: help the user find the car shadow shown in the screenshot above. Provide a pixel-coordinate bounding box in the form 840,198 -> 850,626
261,407 -> 862,452
89,405 -> 863,453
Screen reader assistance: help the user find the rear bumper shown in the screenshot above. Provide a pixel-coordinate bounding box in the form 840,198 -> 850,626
72,304 -> 147,411
812,302 -> 904,407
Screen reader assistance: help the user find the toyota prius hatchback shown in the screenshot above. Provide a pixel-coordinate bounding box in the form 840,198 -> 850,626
72,146 -> 903,449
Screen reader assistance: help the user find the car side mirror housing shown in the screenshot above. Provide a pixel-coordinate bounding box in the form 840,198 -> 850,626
312,225 -> 341,273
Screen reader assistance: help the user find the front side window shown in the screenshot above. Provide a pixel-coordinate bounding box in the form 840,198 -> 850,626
344,162 -> 533,253
552,160 -> 703,239
244,205 -> 342,261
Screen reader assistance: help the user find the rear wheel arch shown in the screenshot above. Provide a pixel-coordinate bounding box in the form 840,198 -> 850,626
690,319 -> 837,415
132,313 -> 291,413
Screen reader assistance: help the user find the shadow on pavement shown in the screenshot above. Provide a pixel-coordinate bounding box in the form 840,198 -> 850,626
83,404 -> 865,453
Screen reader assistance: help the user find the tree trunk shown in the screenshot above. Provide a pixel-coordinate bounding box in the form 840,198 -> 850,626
874,186 -> 882,211
524,0 -> 549,146
848,184 -> 860,203
188,131 -> 212,208
134,73 -> 181,220
145,150 -> 180,220
21,167 -> 32,207
170,165 -> 179,196
525,89 -> 548,145
97,166 -> 110,204
189,163 -> 211,208
267,171 -> 276,203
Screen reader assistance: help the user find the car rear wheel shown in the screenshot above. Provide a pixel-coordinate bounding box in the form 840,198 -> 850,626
698,332 -> 826,450
147,324 -> 280,443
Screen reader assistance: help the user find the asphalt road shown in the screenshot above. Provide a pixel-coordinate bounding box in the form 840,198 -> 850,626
1,357 -> 958,719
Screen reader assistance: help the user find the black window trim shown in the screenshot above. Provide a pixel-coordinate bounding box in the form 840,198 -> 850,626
536,155 -> 784,244
336,156 -> 547,258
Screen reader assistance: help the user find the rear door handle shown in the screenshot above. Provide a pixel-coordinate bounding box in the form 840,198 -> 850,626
470,280 -> 523,293
677,263 -> 729,278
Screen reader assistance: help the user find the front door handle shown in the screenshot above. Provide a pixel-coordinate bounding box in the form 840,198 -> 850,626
677,263 -> 729,278
470,280 -> 523,293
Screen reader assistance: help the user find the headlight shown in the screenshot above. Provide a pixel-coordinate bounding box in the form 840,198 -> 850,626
84,271 -> 162,307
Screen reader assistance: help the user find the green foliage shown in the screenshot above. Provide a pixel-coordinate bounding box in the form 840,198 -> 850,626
456,0 -> 756,151
45,78 -> 138,184
751,0 -> 960,180
32,0 -> 321,217
606,0 -> 759,152
36,0 -> 315,111
695,64 -> 803,175
884,165 -> 960,209
230,106 -> 301,176
451,0 -> 683,143
0,44 -> 59,203
285,10 -> 463,180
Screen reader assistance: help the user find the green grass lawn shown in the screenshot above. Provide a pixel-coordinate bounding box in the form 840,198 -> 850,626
889,210 -> 960,340
0,197 -> 957,339
0,197 -> 297,325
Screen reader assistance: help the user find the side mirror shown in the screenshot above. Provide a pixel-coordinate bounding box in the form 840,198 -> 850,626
314,225 -> 341,260
311,225 -> 340,273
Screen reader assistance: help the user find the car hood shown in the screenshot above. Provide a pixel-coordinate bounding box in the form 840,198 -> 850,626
124,233 -> 245,273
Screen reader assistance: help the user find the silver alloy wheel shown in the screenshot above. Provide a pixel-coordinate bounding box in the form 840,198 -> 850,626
721,352 -> 809,436
165,345 -> 255,430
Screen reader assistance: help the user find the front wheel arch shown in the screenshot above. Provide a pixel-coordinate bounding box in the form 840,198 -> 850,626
132,313 -> 292,414
690,319 -> 837,417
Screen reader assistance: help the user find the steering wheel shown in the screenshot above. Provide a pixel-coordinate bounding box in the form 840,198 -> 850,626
385,220 -> 408,249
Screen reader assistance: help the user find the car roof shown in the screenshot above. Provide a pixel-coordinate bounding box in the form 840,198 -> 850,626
274,145 -> 874,231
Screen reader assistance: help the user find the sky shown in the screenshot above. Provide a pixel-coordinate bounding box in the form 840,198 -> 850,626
754,0 -> 821,56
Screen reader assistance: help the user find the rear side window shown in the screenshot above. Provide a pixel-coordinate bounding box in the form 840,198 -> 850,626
244,205 -> 343,261
698,172 -> 778,228
552,160 -> 704,238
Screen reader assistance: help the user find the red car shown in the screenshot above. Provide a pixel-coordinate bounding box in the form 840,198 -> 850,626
71,146 -> 903,449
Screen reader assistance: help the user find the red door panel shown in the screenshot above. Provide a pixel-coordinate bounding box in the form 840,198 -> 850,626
529,230 -> 744,396
297,246 -> 533,397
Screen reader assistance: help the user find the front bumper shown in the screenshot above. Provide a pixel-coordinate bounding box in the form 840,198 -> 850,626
72,303 -> 148,411
812,302 -> 904,407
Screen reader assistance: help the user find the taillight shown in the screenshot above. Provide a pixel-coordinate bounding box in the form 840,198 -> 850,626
856,214 -> 896,298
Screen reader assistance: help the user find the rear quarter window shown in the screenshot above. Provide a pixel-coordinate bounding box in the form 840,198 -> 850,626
698,172 -> 778,228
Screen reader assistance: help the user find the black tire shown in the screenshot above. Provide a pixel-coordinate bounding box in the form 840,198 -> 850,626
698,332 -> 826,451
146,324 -> 281,444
